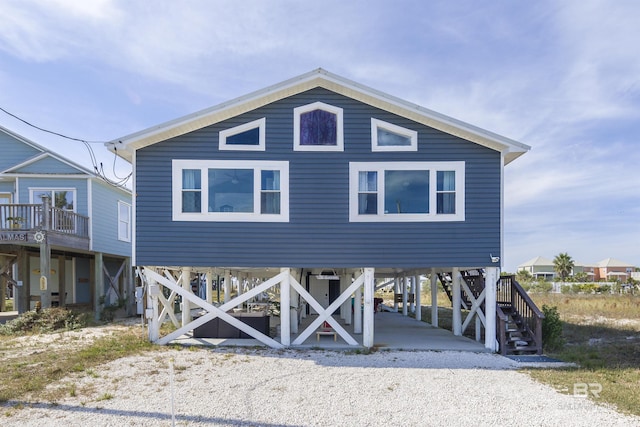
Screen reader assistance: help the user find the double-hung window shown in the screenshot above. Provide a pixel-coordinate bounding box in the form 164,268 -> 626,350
173,160 -> 289,222
117,201 -> 132,242
349,161 -> 465,222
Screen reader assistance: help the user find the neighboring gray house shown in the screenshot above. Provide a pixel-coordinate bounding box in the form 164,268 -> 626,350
0,126 -> 133,317
110,69 -> 531,351
517,256 -> 557,281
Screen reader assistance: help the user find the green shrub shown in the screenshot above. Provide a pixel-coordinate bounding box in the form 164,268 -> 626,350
0,308 -> 90,335
541,304 -> 564,352
560,284 -> 573,294
529,280 -> 553,293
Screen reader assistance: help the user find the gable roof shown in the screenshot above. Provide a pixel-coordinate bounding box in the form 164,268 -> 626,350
2,152 -> 90,175
0,125 -> 96,176
518,256 -> 554,267
597,258 -> 635,268
107,68 -> 531,165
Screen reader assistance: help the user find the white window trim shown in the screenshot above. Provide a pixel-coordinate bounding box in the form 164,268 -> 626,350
293,101 -> 344,152
219,118 -> 266,151
172,159 -> 289,222
371,118 -> 418,152
117,200 -> 132,242
0,193 -> 12,203
29,188 -> 77,212
349,161 -> 465,222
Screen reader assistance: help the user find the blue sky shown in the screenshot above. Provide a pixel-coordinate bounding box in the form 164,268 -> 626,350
0,0 -> 638,272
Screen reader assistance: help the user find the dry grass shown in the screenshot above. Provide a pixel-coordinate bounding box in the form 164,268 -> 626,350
382,289 -> 640,416
0,326 -> 157,403
532,293 -> 640,320
527,293 -> 640,417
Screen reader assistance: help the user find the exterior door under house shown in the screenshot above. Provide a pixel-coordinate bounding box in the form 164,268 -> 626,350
109,69 -> 533,352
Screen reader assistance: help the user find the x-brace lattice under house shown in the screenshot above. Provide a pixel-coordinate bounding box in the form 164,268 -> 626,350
109,69 -> 540,354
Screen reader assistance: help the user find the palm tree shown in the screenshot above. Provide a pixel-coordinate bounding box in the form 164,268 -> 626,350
553,252 -> 574,282
516,269 -> 533,284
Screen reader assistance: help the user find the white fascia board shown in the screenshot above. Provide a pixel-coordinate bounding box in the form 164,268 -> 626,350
131,150 -> 137,266
1,153 -> 49,174
107,70 -> 331,161
2,173 -> 91,179
0,125 -> 47,153
2,151 -> 96,176
108,68 -> 531,165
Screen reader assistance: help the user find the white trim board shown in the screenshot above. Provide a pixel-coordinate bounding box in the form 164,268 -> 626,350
108,69 -> 530,165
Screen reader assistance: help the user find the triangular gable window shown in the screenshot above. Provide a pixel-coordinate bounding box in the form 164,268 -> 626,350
371,118 -> 418,152
219,118 -> 266,151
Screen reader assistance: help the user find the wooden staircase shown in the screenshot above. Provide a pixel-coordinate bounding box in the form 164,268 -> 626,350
496,275 -> 544,355
437,270 -> 485,310
438,271 -> 544,355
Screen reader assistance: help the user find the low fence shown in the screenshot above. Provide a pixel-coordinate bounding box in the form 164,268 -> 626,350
551,282 -> 637,294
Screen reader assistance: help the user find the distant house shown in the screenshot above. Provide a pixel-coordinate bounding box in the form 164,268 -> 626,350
595,258 -> 635,282
0,126 -> 133,317
518,256 -> 635,282
110,69 -> 532,351
517,256 -> 556,280
573,262 -> 596,280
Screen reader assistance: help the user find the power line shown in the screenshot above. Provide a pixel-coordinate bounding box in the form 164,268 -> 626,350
0,106 -> 105,144
0,106 -> 132,189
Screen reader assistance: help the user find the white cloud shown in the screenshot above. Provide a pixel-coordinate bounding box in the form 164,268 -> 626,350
1,1 -> 639,271
0,0 -> 122,61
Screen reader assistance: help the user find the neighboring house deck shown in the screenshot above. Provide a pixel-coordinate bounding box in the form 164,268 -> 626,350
0,126 -> 133,317
110,69 -> 538,353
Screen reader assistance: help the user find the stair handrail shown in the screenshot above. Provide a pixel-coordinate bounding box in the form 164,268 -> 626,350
510,277 -> 544,317
497,275 -> 545,354
495,304 -> 509,355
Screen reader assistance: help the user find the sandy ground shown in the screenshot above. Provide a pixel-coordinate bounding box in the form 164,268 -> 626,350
1,324 -> 639,426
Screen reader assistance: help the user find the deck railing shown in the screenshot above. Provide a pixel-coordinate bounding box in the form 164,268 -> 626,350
496,275 -> 544,354
0,204 -> 89,238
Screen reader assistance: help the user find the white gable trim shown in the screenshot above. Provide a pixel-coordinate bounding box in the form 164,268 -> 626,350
108,69 -> 530,165
0,126 -> 100,175
2,151 -> 94,176
0,125 -> 47,154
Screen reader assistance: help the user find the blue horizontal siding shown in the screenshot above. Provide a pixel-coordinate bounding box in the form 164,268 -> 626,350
16,156 -> 84,174
91,180 -> 132,257
18,177 -> 89,215
0,130 -> 41,171
135,88 -> 501,268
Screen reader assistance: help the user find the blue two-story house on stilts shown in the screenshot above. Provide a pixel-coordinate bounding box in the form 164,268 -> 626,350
110,69 -> 540,354
0,126 -> 133,318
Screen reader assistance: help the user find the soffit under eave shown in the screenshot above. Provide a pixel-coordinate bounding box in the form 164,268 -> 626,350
114,75 -> 528,163
111,77 -> 327,162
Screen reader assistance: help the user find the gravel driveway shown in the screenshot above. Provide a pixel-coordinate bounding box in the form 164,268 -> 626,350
3,348 -> 639,426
